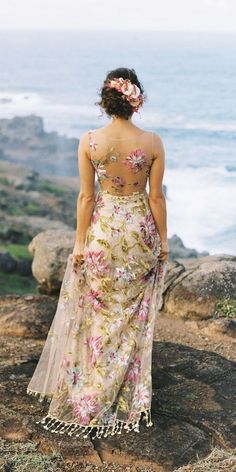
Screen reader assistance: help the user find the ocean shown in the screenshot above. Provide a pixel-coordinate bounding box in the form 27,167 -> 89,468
0,30 -> 235,255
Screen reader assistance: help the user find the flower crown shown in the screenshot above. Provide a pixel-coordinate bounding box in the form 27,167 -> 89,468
105,77 -> 144,113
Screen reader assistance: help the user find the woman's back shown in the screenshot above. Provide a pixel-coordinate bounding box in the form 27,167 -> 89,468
88,128 -> 155,196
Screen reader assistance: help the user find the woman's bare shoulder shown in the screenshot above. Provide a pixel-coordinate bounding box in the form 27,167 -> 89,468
152,132 -> 165,160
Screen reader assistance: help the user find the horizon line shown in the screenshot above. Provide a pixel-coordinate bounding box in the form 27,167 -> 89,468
0,28 -> 236,34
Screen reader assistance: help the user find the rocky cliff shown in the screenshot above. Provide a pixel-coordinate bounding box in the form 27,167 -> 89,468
0,114 -> 79,176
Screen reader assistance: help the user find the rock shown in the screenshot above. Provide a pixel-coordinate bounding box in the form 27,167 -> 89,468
0,160 -> 77,245
200,318 -> 236,339
0,215 -> 72,244
29,229 -> 75,293
169,234 -> 209,260
0,295 -> 57,338
0,252 -> 17,273
0,114 -> 79,176
162,259 -> 185,292
28,231 -> 236,324
163,254 -> 236,320
0,292 -> 235,471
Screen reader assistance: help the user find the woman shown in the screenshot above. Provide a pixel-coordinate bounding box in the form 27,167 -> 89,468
27,67 -> 169,440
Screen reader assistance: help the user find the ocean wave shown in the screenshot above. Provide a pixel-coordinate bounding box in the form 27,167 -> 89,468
0,91 -> 44,106
1,94 -> 235,135
143,112 -> 236,133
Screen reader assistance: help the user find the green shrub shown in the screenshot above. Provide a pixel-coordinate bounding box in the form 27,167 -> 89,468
213,298 -> 236,319
0,244 -> 32,261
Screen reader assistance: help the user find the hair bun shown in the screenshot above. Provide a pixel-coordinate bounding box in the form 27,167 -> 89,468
96,67 -> 145,120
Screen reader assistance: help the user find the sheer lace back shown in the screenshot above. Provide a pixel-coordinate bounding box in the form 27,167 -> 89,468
88,129 -> 155,195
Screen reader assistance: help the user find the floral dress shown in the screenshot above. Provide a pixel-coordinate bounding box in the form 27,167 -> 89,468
27,129 -> 167,439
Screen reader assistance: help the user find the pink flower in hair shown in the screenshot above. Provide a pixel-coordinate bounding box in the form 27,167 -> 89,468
106,77 -> 144,112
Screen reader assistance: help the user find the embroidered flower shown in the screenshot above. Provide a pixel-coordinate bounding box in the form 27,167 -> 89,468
117,353 -> 130,366
143,323 -> 152,339
85,335 -> 103,366
113,203 -> 121,214
91,159 -> 109,181
87,289 -> 105,312
70,394 -> 100,425
88,131 -> 98,151
107,349 -> 118,364
123,149 -> 146,173
115,267 -> 135,282
133,384 -> 150,409
124,211 -> 133,221
66,366 -> 84,387
84,250 -> 109,277
140,213 -> 157,249
125,356 -> 141,382
112,176 -> 126,188
136,297 -> 150,321
92,193 -> 105,223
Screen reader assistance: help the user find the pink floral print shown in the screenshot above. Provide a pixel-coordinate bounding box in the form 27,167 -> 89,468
112,176 -> 126,188
140,213 -> 157,249
84,249 -> 109,277
137,297 -> 150,321
27,187 -> 167,440
87,289 -> 106,312
87,131 -> 154,194
133,384 -> 150,409
86,335 -> 103,366
70,394 -> 100,425
91,193 -> 104,223
123,149 -> 146,173
125,355 -> 141,382
66,366 -> 84,387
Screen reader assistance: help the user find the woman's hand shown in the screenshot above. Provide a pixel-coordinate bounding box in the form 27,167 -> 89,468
158,239 -> 169,262
72,240 -> 85,272
72,239 -> 84,257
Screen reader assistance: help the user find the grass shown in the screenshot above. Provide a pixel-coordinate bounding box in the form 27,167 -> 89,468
0,440 -> 63,472
0,272 -> 37,295
0,244 -> 35,295
0,244 -> 32,262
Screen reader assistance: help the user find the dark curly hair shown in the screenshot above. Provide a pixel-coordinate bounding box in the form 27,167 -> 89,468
96,67 -> 146,120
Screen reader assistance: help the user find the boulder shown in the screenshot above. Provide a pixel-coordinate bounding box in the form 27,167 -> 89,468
29,229 -> 75,293
163,254 -> 236,320
28,230 -> 236,323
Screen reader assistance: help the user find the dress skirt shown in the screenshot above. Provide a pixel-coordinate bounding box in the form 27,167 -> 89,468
27,189 -> 167,439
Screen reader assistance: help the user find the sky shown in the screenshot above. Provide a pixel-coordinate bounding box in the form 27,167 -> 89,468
0,0 -> 235,32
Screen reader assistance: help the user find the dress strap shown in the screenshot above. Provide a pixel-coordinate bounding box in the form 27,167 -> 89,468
88,129 -> 97,152
88,129 -> 92,147
151,131 -> 154,160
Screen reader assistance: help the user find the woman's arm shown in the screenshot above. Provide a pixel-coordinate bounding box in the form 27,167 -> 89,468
148,133 -> 169,261
73,132 -> 95,257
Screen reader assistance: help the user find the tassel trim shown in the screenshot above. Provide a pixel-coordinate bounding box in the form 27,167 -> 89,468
35,409 -> 153,439
27,388 -> 52,404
